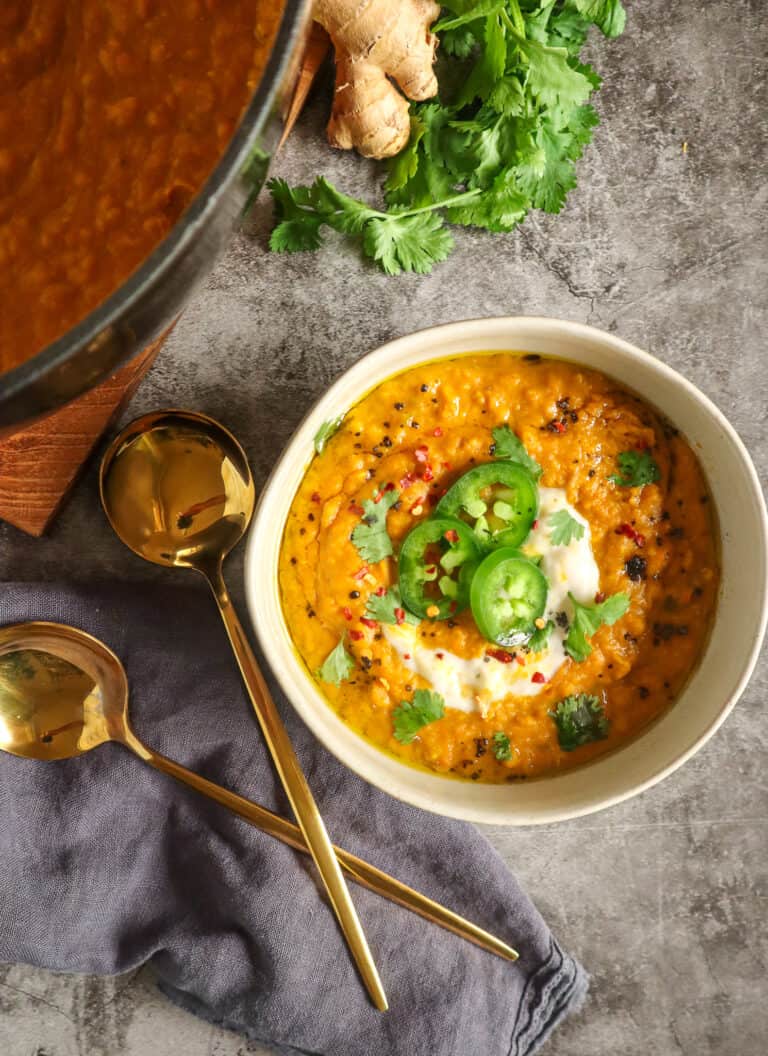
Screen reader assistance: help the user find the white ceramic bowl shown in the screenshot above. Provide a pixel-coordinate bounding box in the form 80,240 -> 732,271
245,318 -> 768,824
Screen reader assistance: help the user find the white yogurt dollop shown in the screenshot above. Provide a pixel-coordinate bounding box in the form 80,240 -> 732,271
384,488 -> 599,714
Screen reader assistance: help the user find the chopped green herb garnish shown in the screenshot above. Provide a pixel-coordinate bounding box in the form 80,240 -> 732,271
314,414 -> 345,454
393,689 -> 446,744
564,592 -> 630,662
316,638 -> 355,686
526,619 -> 554,653
609,450 -> 660,488
548,508 -> 585,546
492,731 -> 513,761
351,488 -> 400,563
491,425 -> 542,479
549,693 -> 609,751
364,586 -> 420,625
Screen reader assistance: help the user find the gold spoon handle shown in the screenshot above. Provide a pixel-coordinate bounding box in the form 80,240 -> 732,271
204,569 -> 387,1011
122,729 -> 517,963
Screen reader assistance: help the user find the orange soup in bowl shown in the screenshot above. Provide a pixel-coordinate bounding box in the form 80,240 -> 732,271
278,353 -> 719,783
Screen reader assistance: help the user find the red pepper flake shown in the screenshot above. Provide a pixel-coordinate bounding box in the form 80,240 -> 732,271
394,608 -> 405,625
400,471 -> 417,489
349,503 -> 364,516
342,607 -> 353,620
532,519 -> 539,529
433,427 -> 443,437
425,564 -> 437,575
442,461 -> 452,471
375,586 -> 386,596
444,528 -> 459,543
449,601 -> 458,614
636,440 -> 651,451
403,652 -> 411,660
487,649 -> 515,664
360,617 -> 378,629
349,630 -> 364,641
422,463 -> 435,482
383,481 -> 395,492
427,492 -> 440,506
414,445 -> 430,463
595,591 -> 606,604
531,672 -> 547,684
436,652 -> 445,660
353,565 -> 369,580
311,492 -> 322,504
616,523 -> 646,547
515,655 -> 526,666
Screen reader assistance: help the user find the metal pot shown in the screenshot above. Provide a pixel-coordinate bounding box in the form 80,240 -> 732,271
0,0 -> 310,433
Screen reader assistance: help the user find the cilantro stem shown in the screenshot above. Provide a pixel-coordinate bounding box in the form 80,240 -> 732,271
507,0 -> 526,38
369,188 -> 482,221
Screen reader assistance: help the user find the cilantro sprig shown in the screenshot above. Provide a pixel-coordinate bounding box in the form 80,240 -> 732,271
549,693 -> 609,750
364,586 -> 420,625
269,176 -> 479,275
267,1 -> 626,274
314,414 -> 345,454
564,591 -> 629,662
609,450 -> 661,488
548,508 -> 585,546
393,689 -> 446,743
491,425 -> 542,479
351,488 -> 400,563
316,638 -> 355,686
492,731 -> 513,760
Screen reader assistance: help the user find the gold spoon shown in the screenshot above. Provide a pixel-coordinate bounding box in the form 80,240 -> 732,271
0,621 -> 518,963
98,409 -> 387,1010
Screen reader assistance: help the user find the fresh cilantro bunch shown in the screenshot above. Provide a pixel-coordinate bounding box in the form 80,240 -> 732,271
268,0 -> 625,274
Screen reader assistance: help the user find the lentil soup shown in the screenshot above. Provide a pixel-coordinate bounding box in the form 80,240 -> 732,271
0,1 -> 280,374
278,353 -> 719,783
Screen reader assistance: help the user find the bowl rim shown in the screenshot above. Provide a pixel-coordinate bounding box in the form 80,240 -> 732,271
245,316 -> 768,824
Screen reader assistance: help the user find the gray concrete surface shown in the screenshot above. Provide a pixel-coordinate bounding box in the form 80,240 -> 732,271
1,0 -> 767,1053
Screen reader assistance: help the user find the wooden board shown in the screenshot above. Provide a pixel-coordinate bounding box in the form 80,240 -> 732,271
0,336 -> 164,536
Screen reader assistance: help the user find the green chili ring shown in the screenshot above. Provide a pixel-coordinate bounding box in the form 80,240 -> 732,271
436,461 -> 539,550
398,516 -> 483,620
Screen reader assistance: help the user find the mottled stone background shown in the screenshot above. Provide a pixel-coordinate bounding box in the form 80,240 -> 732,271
1,0 -> 766,1053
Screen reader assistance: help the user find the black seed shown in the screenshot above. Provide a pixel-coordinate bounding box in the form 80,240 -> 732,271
625,555 -> 647,582
420,384 -> 429,392
308,513 -> 314,521
290,557 -> 297,565
638,686 -> 650,699
588,469 -> 596,478
349,590 -> 360,599
394,402 -> 404,410
523,353 -> 541,362
382,436 -> 392,447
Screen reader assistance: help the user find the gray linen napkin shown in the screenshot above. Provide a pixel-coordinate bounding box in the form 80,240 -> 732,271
0,582 -> 587,1055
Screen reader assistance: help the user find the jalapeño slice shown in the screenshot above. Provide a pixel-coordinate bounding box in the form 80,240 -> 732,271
398,516 -> 482,620
436,462 -> 539,550
470,548 -> 548,646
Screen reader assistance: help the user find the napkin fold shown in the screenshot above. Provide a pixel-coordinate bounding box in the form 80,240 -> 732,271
0,582 -> 587,1055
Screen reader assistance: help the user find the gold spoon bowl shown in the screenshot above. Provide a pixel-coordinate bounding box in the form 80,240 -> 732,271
0,620 -> 517,963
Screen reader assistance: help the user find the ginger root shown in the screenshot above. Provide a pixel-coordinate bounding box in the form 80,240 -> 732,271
313,0 -> 440,159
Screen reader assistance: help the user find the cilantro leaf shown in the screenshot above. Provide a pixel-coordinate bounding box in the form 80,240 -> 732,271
609,450 -> 661,488
565,592 -> 630,662
565,0 -> 626,38
492,731 -> 512,760
393,689 -> 446,744
526,619 -> 554,653
548,509 -> 585,546
362,211 -> 454,275
351,488 -> 400,563
269,178 -> 326,252
364,586 -> 420,625
314,415 -> 344,454
549,693 -> 609,750
316,638 -> 355,686
491,425 -> 542,478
